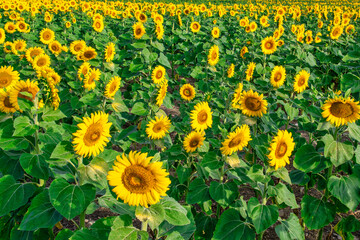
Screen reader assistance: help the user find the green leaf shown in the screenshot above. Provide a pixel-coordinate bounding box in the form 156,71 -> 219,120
158,53 -> 171,68
201,152 -> 222,170
340,73 -> 360,93
269,183 -> 298,209
98,194 -> 135,217
130,102 -> 148,116
194,212 -> 217,239
131,41 -> 146,49
213,208 -> 255,240
247,164 -> 271,183
347,123 -> 360,142
322,134 -> 354,167
78,157 -> 109,189
13,116 -> 37,137
49,178 -> 96,219
108,227 -> 147,240
135,204 -> 165,229
327,175 -> 360,211
161,196 -> 190,226
290,170 -> 310,185
301,195 -> 335,230
294,145 -> 322,173
355,145 -> 360,164
0,137 -> 29,151
271,167 -> 292,184
209,181 -> 238,207
305,53 -> 316,67
19,189 -> 63,231
166,231 -> 184,240
42,107 -> 66,122
275,213 -> 305,240
176,165 -> 191,184
55,229 -> 73,240
250,204 -> 278,233
0,175 -> 36,217
20,153 -> 50,180
284,103 -> 299,121
186,178 -> 210,204
50,141 -> 75,160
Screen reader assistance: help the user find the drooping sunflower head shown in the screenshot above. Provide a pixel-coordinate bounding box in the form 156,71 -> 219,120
211,27 -> 220,38
321,96 -> 360,127
133,22 -> 146,39
47,71 -> 61,85
9,79 -> 39,111
25,47 -> 44,63
240,89 -> 268,118
156,81 -> 168,107
245,62 -> 256,81
227,63 -> 235,78
220,124 -> 252,156
240,46 -> 248,59
0,65 -> 20,89
39,28 -> 55,45
104,42 -> 115,62
70,40 -> 86,55
208,45 -> 219,66
73,111 -> 112,158
180,83 -> 196,101
83,68 -> 101,91
32,54 -> 51,71
190,21 -> 201,33
79,46 -> 97,61
293,69 -> 310,93
261,36 -> 277,55
151,65 -> 166,85
0,89 -> 16,113
231,83 -> 243,109
105,76 -> 121,99
155,23 -> 164,40
270,66 -> 286,88
183,131 -> 205,153
107,151 -> 171,207
268,130 -> 295,170
190,101 -> 213,132
146,115 -> 171,140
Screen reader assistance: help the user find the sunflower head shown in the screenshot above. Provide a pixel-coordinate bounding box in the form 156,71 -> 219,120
133,22 -> 146,39
245,62 -> 256,81
105,76 -> 121,99
9,79 -> 39,111
211,27 -> 220,38
79,46 -> 97,61
83,68 -> 101,91
146,115 -> 171,140
156,81 -> 168,107
293,70 -> 310,93
0,65 -> 20,89
220,124 -> 252,156
190,101 -> 213,132
93,19 -> 104,32
208,45 -> 219,66
32,54 -> 51,71
190,22 -> 201,33
227,63 -> 235,78
70,40 -> 86,55
26,47 -> 44,63
49,41 -> 63,56
104,42 -> 115,62
330,25 -> 343,40
240,89 -> 268,118
268,130 -> 295,170
0,89 -> 16,113
152,65 -> 166,85
40,28 -> 55,45
180,84 -> 196,101
270,66 -> 286,88
183,131 -> 205,153
261,36 -> 277,55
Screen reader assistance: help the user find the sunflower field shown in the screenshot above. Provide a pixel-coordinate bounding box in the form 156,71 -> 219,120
1,0 -> 360,239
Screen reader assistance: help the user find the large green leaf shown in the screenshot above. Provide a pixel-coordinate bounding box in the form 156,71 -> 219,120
209,181 -> 238,207
49,179 -> 96,219
213,208 -> 255,240
275,213 -> 305,240
327,175 -> 360,211
250,204 -> 278,233
19,189 -> 63,231
19,153 -> 51,180
161,196 -> 190,226
194,212 -> 217,239
347,123 -> 360,142
98,194 -> 135,217
13,116 -> 37,137
135,204 -> 165,229
78,157 -> 109,189
108,216 -> 146,240
268,183 -> 298,209
301,195 -> 336,230
50,141 -> 75,160
200,152 -> 222,170
130,102 -> 148,116
0,175 -> 36,217
293,145 -> 322,173
322,134 -> 353,167
186,178 -> 210,204
42,107 -> 66,122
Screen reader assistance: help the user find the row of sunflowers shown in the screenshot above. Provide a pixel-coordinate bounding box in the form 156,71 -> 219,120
0,0 -> 360,239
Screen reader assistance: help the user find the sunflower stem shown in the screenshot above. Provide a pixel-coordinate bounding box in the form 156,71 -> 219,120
141,220 -> 148,232
79,210 -> 86,229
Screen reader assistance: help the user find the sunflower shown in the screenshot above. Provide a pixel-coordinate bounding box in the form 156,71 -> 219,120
211,27 -> 220,38
78,62 -> 91,80
104,42 -> 115,62
138,13 -> 147,23
83,68 -> 101,91
261,36 -> 277,55
231,83 -> 243,109
107,151 -> 170,207
277,40 -> 284,47
32,54 -> 51,71
345,25 -> 355,35
105,76 -> 121,99
208,45 -> 219,66
146,115 -> 171,140
151,65 -> 166,85
65,22 -> 71,28
4,22 -> 16,34
268,130 -> 295,170
155,23 -> 164,40
180,84 -> 196,101
17,21 -> 28,33
0,89 -> 16,113
330,26 -> 343,40
220,124 -> 252,156
133,22 -> 146,39
245,62 -> 256,81
73,111 -> 112,158
183,131 -> 205,152
249,22 -> 257,32
240,90 -> 268,117
9,79 -> 39,111
39,28 -> 55,45
240,46 -> 248,59
25,47 -> 44,63
321,96 -> 360,127
12,39 -> 26,54
78,46 -> 97,61
0,66 -> 20,89
0,29 -> 5,44
227,63 -> 235,78
48,41 -> 63,56
47,71 -> 61,85
190,101 -> 213,132
93,19 -> 104,32
156,81 -> 168,107
270,66 -> 286,88
190,22 -> 201,33
3,42 -> 12,53
70,40 -> 86,55
293,70 -> 310,93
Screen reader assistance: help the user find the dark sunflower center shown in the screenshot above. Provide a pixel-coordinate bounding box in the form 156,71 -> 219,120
245,97 -> 262,111
275,142 -> 287,158
30,50 -> 41,58
0,72 -> 12,87
197,110 -> 208,124
110,83 -> 117,92
183,89 -> 191,97
52,45 -> 60,51
211,51 -> 217,60
274,72 -> 282,82
193,24 -> 199,30
298,76 -> 305,86
37,58 -> 46,67
4,96 -> 13,108
83,124 -> 102,146
122,165 -> 155,194
136,28 -> 142,35
265,42 -> 273,49
156,70 -> 163,79
84,51 -> 94,59
152,122 -> 164,133
228,135 -> 242,148
74,44 -> 82,51
329,102 -> 354,118
43,32 -> 51,40
189,138 -> 199,148
88,74 -> 95,84
95,22 -> 101,28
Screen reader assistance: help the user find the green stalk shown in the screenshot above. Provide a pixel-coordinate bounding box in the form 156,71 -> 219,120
141,220 -> 148,232
79,210 -> 86,229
